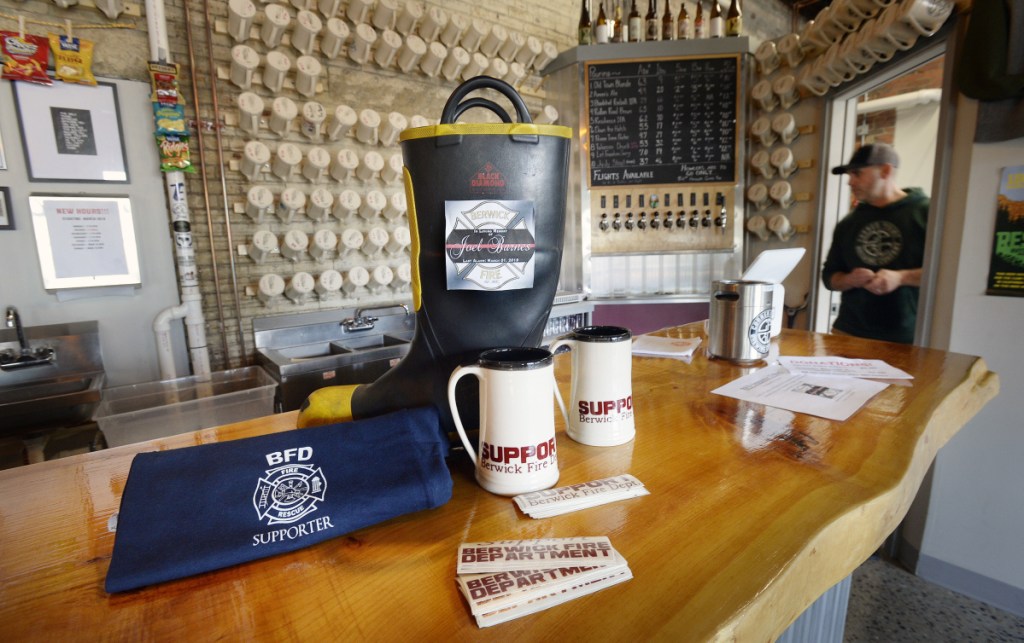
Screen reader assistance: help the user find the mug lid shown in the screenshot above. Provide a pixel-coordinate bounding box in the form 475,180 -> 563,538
568,325 -> 632,342
478,347 -> 552,370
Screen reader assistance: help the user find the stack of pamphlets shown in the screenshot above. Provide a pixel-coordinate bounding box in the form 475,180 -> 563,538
512,474 -> 649,519
631,334 -> 702,361
455,537 -> 632,627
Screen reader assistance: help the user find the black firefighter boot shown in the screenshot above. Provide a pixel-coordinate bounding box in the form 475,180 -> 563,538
297,77 -> 571,432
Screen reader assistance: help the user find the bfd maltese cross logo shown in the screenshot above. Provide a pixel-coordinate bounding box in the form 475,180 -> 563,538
253,463 -> 327,525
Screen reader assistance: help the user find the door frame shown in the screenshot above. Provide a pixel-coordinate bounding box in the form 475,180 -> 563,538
810,29 -> 957,347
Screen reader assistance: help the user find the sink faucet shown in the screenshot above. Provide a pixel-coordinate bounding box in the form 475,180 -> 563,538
1,306 -> 55,371
341,304 -> 411,332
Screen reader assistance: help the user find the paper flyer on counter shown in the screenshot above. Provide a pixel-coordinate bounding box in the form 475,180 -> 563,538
711,365 -> 888,421
631,335 -> 702,361
778,356 -> 913,380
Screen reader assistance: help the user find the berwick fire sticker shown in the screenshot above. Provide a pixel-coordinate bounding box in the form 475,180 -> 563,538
444,199 -> 536,291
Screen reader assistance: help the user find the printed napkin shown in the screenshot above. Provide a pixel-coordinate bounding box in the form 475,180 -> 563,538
106,406 -> 452,593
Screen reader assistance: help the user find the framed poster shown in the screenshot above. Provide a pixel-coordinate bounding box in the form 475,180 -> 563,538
12,81 -> 129,183
985,165 -> 1024,297
29,195 -> 140,289
0,187 -> 12,229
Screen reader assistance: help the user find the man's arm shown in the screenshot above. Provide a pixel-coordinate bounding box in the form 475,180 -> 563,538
829,268 -> 876,292
867,267 -> 922,294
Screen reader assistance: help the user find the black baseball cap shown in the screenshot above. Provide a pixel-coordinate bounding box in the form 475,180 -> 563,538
831,143 -> 900,175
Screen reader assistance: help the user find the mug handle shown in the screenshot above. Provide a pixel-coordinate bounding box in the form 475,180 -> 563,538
548,339 -> 572,429
448,365 -> 483,466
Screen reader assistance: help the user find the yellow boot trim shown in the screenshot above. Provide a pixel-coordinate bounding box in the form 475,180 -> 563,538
399,123 -> 572,141
404,165 -> 422,312
296,384 -> 358,428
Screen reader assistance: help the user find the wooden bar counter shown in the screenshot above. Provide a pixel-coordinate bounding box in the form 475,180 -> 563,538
0,324 -> 998,641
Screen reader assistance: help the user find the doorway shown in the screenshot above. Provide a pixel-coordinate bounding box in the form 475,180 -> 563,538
812,40 -> 950,341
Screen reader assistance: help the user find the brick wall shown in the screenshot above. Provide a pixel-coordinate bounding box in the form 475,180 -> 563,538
857,55 -> 945,146
2,0 -> 797,371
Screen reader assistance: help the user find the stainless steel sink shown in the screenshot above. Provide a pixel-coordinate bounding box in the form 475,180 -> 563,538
253,306 -> 415,411
0,319 -> 105,436
276,343 -> 353,361
336,331 -> 413,351
0,371 -> 106,432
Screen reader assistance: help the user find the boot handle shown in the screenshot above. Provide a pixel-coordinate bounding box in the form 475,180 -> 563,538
440,75 -> 532,125
448,97 -> 513,123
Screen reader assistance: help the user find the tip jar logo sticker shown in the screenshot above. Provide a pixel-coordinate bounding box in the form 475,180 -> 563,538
748,308 -> 773,355
444,199 -> 536,291
253,448 -> 327,526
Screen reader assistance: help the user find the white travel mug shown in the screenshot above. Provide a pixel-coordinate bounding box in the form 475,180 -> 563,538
449,347 -> 564,496
549,326 -> 635,447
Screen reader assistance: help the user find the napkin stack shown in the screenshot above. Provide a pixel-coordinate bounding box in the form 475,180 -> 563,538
631,334 -> 702,361
456,537 -> 632,627
513,474 -> 649,519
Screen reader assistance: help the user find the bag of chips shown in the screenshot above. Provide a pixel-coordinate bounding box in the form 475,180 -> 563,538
1,31 -> 52,85
154,103 -> 187,136
156,133 -> 197,173
49,34 -> 97,85
148,62 -> 183,105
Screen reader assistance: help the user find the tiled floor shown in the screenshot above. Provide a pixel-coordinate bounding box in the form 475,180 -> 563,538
845,557 -> 1024,642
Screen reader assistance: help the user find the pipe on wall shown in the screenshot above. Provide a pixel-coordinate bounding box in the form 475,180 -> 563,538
148,0 -> 212,380
856,89 -> 942,115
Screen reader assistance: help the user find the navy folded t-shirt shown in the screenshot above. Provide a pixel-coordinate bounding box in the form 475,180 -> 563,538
106,406 -> 451,593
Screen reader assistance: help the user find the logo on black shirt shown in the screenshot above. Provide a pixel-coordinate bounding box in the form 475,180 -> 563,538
855,220 -> 902,267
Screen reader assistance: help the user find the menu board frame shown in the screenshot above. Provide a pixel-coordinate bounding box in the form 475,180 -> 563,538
583,54 -> 741,189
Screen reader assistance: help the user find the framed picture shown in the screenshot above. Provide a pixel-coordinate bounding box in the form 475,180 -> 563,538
0,187 -> 12,229
13,81 -> 129,183
0,125 -> 7,170
29,195 -> 140,289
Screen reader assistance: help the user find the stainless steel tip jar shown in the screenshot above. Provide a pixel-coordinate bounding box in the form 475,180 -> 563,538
708,280 -> 775,364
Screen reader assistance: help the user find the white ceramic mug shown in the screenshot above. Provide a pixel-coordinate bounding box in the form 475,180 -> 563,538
755,40 -> 781,76
747,183 -> 772,211
771,112 -> 799,145
797,64 -> 832,97
769,212 -> 795,241
898,0 -> 953,36
549,326 -> 635,447
750,149 -> 776,179
878,4 -> 919,50
772,74 -> 800,110
860,19 -> 898,61
821,46 -> 857,86
746,214 -> 771,241
839,32 -> 876,74
777,33 -> 805,68
750,116 -> 777,147
751,79 -> 778,112
449,347 -> 564,496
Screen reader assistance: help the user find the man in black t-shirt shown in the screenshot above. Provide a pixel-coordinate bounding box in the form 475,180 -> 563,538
822,143 -> 929,344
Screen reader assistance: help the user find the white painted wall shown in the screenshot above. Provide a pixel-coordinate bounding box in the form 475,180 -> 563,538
920,100 -> 1024,614
893,102 -> 940,197
0,78 -> 188,386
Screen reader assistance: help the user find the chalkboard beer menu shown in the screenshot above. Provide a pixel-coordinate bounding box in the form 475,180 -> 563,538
586,55 -> 740,187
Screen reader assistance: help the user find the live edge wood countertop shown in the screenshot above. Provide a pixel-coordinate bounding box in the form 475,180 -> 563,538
0,324 -> 998,641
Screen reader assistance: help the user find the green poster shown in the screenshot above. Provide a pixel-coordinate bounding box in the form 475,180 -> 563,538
986,165 -> 1024,297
